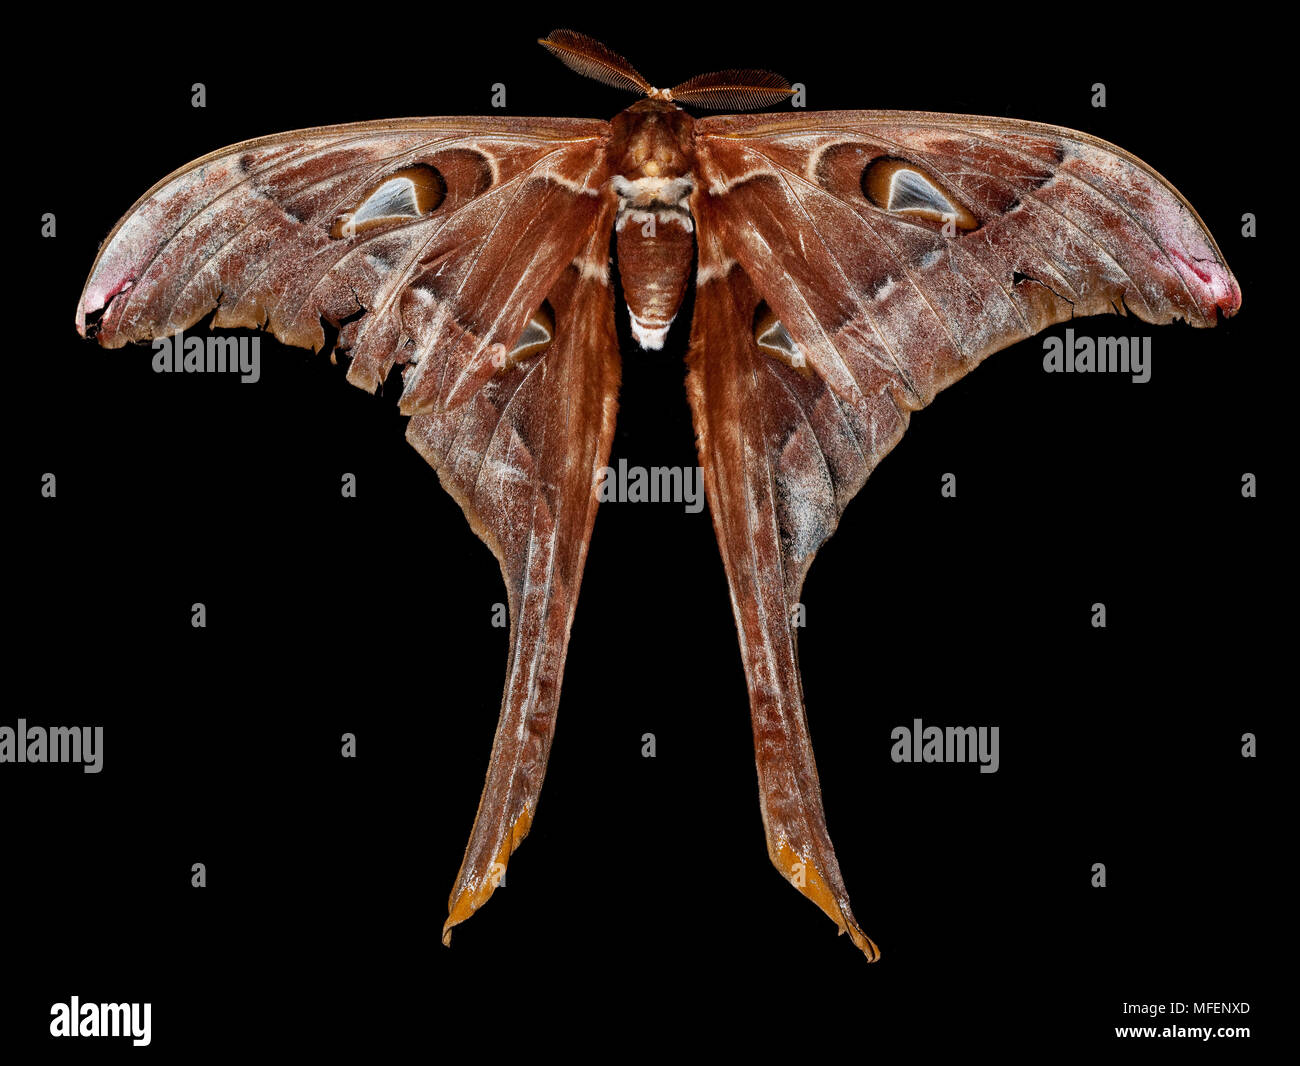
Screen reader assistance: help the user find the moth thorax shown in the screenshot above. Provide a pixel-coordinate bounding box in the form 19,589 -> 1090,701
608,100 -> 694,181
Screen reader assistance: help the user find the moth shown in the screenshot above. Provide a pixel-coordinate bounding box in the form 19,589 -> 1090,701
76,30 -> 1241,960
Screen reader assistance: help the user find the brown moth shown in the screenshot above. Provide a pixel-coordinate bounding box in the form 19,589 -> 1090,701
75,30 -> 1241,960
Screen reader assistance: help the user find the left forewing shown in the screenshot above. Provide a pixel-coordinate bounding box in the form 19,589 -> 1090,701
77,116 -> 611,415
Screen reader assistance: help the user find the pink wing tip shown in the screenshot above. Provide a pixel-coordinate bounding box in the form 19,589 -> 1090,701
1168,249 -> 1241,322
76,276 -> 134,338
1217,272 -> 1243,319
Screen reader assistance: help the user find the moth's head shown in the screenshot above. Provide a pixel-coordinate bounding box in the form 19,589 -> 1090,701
538,29 -> 793,113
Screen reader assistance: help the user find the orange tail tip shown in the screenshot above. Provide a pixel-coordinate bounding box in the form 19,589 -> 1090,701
775,841 -> 880,962
845,920 -> 881,963
441,806 -> 534,946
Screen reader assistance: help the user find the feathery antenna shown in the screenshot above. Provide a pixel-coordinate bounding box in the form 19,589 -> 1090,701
669,70 -> 794,112
539,30 -> 791,112
538,30 -> 652,97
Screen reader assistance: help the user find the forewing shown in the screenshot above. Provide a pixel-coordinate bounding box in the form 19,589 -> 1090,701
694,110 -> 1240,425
77,116 -> 611,413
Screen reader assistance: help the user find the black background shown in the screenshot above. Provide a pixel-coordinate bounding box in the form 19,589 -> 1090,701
8,7 -> 1279,1056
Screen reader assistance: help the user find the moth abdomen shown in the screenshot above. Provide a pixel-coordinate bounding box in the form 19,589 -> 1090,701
612,174 -> 696,350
